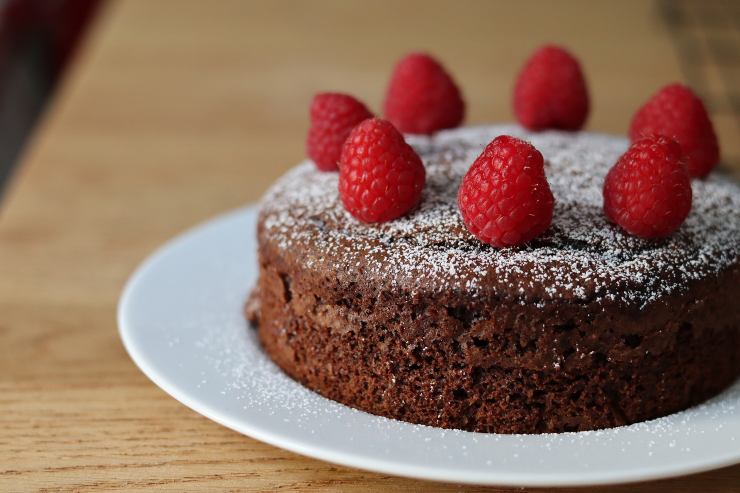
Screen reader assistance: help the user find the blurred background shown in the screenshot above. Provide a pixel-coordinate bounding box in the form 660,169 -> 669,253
0,0 -> 738,202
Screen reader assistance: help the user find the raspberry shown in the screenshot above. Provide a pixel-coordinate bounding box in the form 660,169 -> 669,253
629,83 -> 719,178
603,136 -> 692,239
457,135 -> 554,247
339,118 -> 426,223
307,92 -> 373,171
383,52 -> 465,135
513,45 -> 589,131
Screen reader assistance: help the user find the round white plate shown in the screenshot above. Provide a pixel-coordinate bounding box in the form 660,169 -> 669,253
118,205 -> 740,487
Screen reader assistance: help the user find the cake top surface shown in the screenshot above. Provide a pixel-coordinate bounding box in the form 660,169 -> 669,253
260,125 -> 740,307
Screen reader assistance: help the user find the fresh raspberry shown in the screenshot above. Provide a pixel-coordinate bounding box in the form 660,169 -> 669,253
513,45 -> 589,131
629,83 -> 719,178
339,118 -> 426,223
457,135 -> 554,247
383,52 -> 465,135
603,136 -> 692,239
306,92 -> 373,171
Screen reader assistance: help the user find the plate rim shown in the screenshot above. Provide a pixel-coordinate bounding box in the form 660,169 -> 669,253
117,204 -> 740,487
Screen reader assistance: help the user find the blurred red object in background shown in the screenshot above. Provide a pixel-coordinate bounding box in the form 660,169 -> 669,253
0,0 -> 100,78
0,0 -> 101,196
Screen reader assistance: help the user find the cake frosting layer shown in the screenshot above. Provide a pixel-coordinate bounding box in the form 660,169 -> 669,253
259,125 -> 740,308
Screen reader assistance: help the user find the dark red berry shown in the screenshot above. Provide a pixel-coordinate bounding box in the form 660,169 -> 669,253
383,52 -> 465,135
458,135 -> 554,247
604,136 -> 692,238
629,83 -> 719,178
339,118 -> 426,223
513,45 -> 589,131
307,92 -> 373,171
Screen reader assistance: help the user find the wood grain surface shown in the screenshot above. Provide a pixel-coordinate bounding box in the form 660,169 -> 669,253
1,1 -> 738,491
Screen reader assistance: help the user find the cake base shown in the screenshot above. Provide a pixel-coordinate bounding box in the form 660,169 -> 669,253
250,255 -> 740,434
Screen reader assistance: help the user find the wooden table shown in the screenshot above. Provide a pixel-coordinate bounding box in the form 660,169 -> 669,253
1,1 -> 738,491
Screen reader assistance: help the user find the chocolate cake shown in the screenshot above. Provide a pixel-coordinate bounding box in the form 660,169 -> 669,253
247,125 -> 740,434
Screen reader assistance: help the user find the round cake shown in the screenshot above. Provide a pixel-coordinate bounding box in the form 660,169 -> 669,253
247,125 -> 740,434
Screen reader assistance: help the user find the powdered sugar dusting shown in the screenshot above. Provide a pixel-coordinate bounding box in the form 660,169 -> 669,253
260,125 -> 740,307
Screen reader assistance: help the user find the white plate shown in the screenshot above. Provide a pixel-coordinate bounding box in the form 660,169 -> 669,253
118,205 -> 740,487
